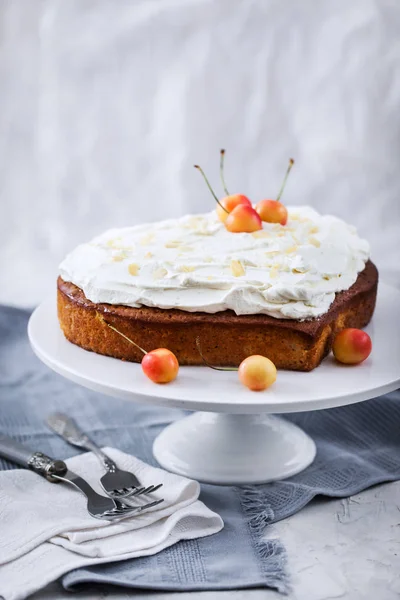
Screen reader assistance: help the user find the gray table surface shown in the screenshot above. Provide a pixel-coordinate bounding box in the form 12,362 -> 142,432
31,480 -> 400,600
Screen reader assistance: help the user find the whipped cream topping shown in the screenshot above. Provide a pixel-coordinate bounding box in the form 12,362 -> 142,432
59,207 -> 370,320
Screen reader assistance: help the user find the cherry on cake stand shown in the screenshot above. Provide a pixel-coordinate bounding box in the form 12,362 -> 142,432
28,283 -> 400,485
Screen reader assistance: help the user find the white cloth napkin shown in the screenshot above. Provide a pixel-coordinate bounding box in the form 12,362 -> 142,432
0,448 -> 223,600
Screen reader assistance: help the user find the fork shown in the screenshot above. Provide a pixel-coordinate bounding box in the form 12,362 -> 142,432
47,413 -> 163,499
0,433 -> 163,520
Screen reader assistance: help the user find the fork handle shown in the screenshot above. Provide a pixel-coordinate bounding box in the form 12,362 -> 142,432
79,438 -> 118,473
0,432 -> 67,481
46,413 -> 118,473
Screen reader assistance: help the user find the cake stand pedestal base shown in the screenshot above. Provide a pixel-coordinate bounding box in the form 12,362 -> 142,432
153,412 -> 316,484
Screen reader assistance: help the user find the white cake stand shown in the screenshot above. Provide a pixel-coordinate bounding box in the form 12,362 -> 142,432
28,283 -> 400,485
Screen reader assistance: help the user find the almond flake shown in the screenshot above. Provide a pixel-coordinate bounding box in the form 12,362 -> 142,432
187,216 -> 202,227
106,238 -> 122,248
128,263 -> 140,276
251,230 -> 270,239
165,240 -> 182,248
144,251 -> 153,259
309,237 -> 321,248
194,227 -> 213,236
269,266 -> 280,279
112,255 -> 125,262
230,260 -> 246,277
179,265 -> 195,273
153,267 -> 168,279
285,245 -> 298,254
309,226 -> 319,234
140,233 -> 155,246
203,257 -> 214,263
291,216 -> 310,223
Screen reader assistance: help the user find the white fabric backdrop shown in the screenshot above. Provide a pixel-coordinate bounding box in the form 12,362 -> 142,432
1,0 -> 399,307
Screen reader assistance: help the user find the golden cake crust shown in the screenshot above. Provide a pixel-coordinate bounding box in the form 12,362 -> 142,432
57,260 -> 378,371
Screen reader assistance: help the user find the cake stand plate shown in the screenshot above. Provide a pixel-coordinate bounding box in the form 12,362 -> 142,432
28,283 -> 400,484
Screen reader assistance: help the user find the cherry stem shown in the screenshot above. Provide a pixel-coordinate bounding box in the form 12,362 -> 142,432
194,165 -> 229,214
276,158 -> 295,202
104,321 -> 148,355
196,337 -> 238,371
219,149 -> 230,196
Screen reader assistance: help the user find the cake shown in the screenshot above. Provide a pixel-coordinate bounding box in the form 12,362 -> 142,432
57,206 -> 378,371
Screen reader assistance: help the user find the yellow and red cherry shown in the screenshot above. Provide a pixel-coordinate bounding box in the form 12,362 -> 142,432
141,348 -> 179,383
255,158 -> 294,226
225,204 -> 262,233
104,322 -> 179,383
216,194 -> 252,223
194,162 -> 253,227
332,328 -> 372,365
256,200 -> 288,226
238,355 -> 277,391
196,338 -> 277,392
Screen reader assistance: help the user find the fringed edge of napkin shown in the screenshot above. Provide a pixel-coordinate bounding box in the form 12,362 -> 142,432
237,486 -> 290,594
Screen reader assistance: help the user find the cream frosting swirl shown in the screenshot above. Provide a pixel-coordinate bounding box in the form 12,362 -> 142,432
59,207 -> 370,320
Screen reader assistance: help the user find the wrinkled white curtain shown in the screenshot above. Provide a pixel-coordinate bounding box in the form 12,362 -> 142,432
1,0 -> 399,306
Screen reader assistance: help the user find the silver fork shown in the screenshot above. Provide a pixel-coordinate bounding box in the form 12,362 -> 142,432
0,433 -> 163,520
47,413 -> 163,499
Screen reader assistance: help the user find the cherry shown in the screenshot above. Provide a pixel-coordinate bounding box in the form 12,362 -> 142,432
141,348 -> 179,383
194,162 -> 251,224
256,199 -> 288,226
104,322 -> 179,383
225,203 -> 262,233
255,158 -> 294,226
196,338 -> 277,392
238,355 -> 277,391
194,162 -> 260,233
216,194 -> 252,223
332,328 -> 372,365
